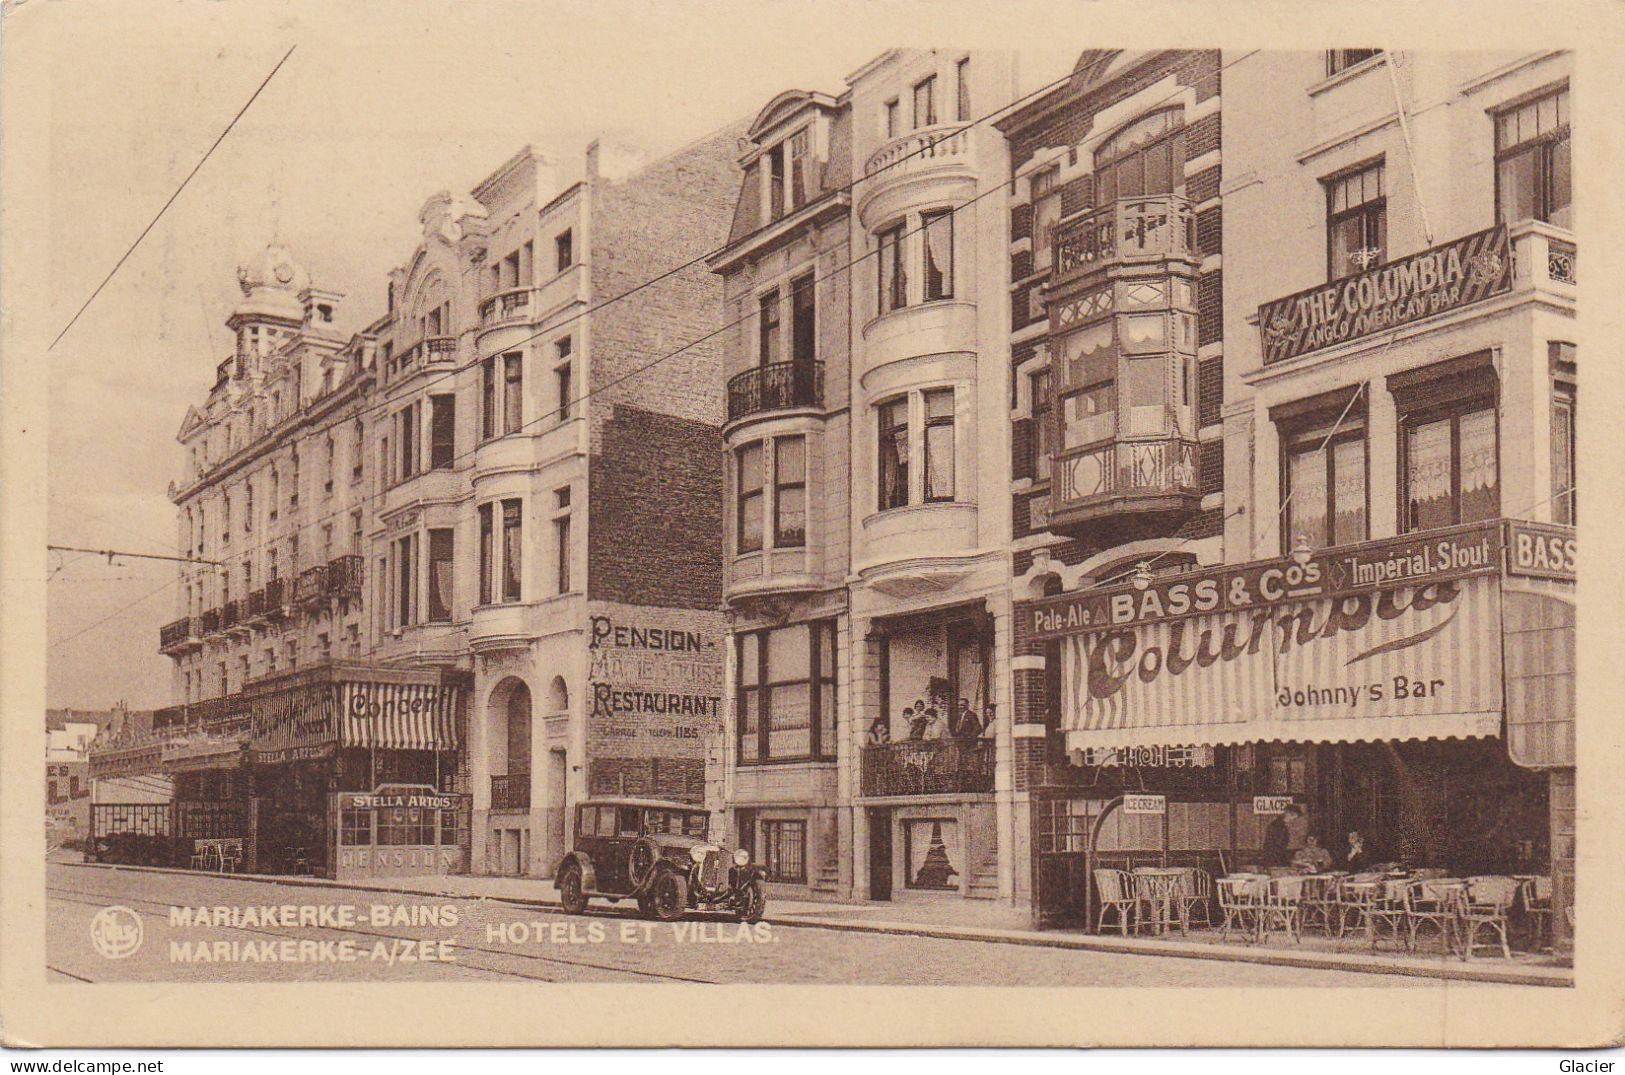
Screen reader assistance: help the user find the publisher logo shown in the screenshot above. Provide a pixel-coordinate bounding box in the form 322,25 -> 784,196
89,905 -> 143,959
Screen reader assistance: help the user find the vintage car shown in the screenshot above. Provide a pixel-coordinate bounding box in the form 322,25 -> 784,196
555,798 -> 767,922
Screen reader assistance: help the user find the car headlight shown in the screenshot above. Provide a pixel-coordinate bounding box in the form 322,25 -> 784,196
733,848 -> 750,867
690,845 -> 709,863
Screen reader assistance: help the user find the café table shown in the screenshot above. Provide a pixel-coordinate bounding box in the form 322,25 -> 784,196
1131,867 -> 1189,935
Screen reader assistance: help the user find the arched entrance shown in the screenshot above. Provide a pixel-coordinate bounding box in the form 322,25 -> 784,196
485,676 -> 532,876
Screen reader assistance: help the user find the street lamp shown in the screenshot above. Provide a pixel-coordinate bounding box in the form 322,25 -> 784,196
1131,561 -> 1154,591
1291,533 -> 1313,568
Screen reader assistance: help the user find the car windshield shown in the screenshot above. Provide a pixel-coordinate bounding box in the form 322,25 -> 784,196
645,810 -> 709,838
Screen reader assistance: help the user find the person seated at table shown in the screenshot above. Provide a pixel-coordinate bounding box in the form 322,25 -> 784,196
1292,834 -> 1334,872
1344,830 -> 1370,871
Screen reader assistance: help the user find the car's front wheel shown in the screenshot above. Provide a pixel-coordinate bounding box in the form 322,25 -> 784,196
651,870 -> 688,922
735,877 -> 767,924
558,861 -> 588,915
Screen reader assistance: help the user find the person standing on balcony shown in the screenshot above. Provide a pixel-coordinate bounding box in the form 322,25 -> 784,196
868,715 -> 892,745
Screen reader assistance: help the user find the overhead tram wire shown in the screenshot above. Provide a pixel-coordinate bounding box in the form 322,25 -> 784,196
49,44 -> 299,351
155,50 -> 1267,590
49,575 -> 177,650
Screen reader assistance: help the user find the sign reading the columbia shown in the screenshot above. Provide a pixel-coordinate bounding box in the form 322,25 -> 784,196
1257,226 -> 1512,365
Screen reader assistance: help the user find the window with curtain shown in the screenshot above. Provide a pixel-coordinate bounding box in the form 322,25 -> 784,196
1030,369 -> 1053,481
503,353 -> 523,434
427,529 -> 453,623
774,437 -> 807,548
1284,427 -> 1367,552
1095,108 -> 1185,206
758,289 -> 781,365
395,534 -> 415,628
1326,161 -> 1386,280
1495,86 -> 1570,229
430,394 -> 455,469
877,396 -> 910,510
481,357 -> 497,440
1122,355 -> 1168,437
737,443 -> 764,553
913,76 -> 936,128
788,128 -> 810,211
1403,405 -> 1499,533
877,224 -> 907,314
736,621 -> 836,764
1031,167 -> 1060,271
923,388 -> 955,502
1551,342 -> 1576,525
478,503 -> 494,606
922,210 -> 954,301
501,499 -> 522,602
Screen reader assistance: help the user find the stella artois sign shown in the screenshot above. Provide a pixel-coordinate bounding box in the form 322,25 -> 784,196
1258,226 -> 1512,365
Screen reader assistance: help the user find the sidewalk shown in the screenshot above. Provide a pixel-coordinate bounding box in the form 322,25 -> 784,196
60,858 -> 1573,987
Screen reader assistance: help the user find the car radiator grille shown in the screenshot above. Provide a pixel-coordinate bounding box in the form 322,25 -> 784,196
698,850 -> 724,890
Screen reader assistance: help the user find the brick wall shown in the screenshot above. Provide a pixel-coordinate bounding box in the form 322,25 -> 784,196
1196,205 -> 1222,258
589,757 -> 706,803
1197,356 -> 1223,428
1198,269 -> 1223,346
590,405 -> 723,609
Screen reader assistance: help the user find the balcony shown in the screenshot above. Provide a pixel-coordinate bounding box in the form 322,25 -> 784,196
1050,435 -> 1201,538
245,589 -> 266,620
294,565 -> 330,608
158,617 -> 200,655
1053,194 -> 1197,283
262,578 -> 287,620
863,124 -> 974,179
490,774 -> 530,811
479,287 -> 535,328
327,554 -> 364,599
198,608 -> 222,636
222,599 -> 250,635
726,361 -> 824,424
391,336 -> 457,380
860,739 -> 994,798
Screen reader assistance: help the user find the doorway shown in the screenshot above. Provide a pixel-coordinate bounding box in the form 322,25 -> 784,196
546,748 -> 567,875
867,807 -> 893,901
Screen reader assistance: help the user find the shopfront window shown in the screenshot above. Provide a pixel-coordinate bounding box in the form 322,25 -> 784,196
377,807 -> 436,846
340,807 -> 372,846
1403,406 -> 1499,532
736,620 -> 837,764
1496,86 -> 1570,229
1326,161 -> 1386,280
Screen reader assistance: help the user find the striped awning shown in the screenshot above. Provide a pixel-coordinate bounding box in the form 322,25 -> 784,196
340,680 -> 464,751
1061,575 -> 1504,754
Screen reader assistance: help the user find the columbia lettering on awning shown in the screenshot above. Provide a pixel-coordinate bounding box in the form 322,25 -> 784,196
341,680 -> 463,751
1060,573 -> 1503,754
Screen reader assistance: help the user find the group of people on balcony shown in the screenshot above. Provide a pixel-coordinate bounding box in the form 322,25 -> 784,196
868,695 -> 992,745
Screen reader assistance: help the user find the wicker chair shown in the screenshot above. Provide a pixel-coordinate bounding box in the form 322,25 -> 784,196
1177,868 -> 1214,930
1093,868 -> 1137,936
1216,875 -> 1265,942
1259,875 -> 1305,944
1298,874 -> 1342,936
1521,876 -> 1553,952
1403,878 -> 1464,955
1460,876 -> 1519,960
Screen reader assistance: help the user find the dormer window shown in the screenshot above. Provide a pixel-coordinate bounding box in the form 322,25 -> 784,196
764,127 -> 813,223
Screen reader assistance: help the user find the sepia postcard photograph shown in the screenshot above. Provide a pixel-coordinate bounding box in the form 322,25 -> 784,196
1,0 -> 1621,1053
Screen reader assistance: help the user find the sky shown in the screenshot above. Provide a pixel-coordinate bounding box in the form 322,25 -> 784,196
24,0 -> 1077,709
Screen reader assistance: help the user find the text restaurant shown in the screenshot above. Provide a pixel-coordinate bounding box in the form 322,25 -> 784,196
1023,520 -> 1573,945
88,661 -> 471,881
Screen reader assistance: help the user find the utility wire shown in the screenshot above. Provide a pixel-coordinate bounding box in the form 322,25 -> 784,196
49,576 -> 176,650
47,544 -> 222,567
49,44 -> 298,351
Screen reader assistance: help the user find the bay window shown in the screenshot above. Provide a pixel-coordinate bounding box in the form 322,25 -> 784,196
877,396 -> 910,510
1095,108 -> 1185,204
501,499 -> 523,602
736,620 -> 837,764
1495,86 -> 1570,229
1326,161 -> 1386,280
922,210 -> 954,301
737,443 -> 764,554
478,503 -> 494,606
923,388 -> 955,502
427,529 -> 453,623
503,352 -> 523,434
430,394 -> 455,469
1030,369 -> 1053,481
394,534 -> 416,628
877,223 -> 907,314
481,356 -> 497,440
774,437 -> 806,547
553,486 -> 573,594
555,337 -> 574,421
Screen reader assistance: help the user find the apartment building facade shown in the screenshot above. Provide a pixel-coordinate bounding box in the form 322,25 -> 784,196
102,126 -> 745,882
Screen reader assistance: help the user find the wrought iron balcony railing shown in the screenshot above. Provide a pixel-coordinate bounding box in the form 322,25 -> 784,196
159,617 -> 198,652
262,577 -> 286,618
294,565 -> 330,607
198,608 -> 222,635
220,600 -> 241,631
490,774 -> 531,811
327,554 -> 364,598
727,361 -> 825,423
1054,194 -> 1196,279
860,739 -> 995,798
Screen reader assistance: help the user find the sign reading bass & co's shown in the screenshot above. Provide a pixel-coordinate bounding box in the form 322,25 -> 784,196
1503,519 -> 1576,581
1029,521 -> 1501,641
1258,226 -> 1512,365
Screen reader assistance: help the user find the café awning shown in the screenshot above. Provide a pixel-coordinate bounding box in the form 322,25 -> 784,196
248,661 -> 466,763
1060,572 -> 1504,754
